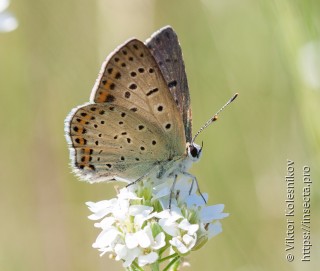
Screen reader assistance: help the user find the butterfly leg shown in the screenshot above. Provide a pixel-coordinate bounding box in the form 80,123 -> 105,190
126,164 -> 160,187
169,174 -> 178,209
182,172 -> 207,204
126,171 -> 151,187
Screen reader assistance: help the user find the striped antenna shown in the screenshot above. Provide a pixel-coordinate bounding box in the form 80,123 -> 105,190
191,93 -> 238,144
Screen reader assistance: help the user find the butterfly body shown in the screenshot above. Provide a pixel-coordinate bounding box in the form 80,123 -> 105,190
65,26 -> 203,185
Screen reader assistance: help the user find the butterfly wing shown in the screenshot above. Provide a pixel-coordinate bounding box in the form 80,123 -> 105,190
66,38 -> 186,182
91,39 -> 185,152
146,26 -> 192,143
65,103 -> 172,183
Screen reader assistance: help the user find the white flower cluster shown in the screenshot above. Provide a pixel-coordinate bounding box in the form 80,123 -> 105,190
86,177 -> 228,268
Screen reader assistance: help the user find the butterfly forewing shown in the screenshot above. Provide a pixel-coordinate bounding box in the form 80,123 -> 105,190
146,26 -> 192,143
91,39 -> 185,154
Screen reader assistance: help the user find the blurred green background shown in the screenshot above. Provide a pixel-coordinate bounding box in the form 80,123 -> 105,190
1,0 -> 319,270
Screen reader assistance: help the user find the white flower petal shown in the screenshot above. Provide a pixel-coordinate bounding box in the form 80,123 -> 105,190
136,230 -> 151,248
185,193 -> 208,207
114,244 -> 127,260
154,209 -> 170,219
152,185 -> 170,199
125,233 -> 139,249
122,247 -> 141,268
155,208 -> 182,220
138,252 -> 158,266
200,204 -> 229,223
86,199 -> 116,220
93,228 -> 120,249
98,247 -> 112,257
159,217 -> 179,236
170,233 -> 197,254
112,200 -> 130,221
88,210 -> 112,220
152,232 -> 166,250
142,225 -> 166,250
143,224 -> 153,239
207,221 -> 223,238
134,213 -> 154,228
173,177 -> 194,197
182,234 -> 196,249
86,200 -> 109,212
129,205 -> 153,216
94,216 -> 116,229
129,205 -> 154,228
170,237 -> 188,254
178,219 -> 199,235
118,188 -> 140,200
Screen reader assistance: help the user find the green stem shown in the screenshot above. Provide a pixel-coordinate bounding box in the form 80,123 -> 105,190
151,261 -> 160,271
131,261 -> 144,271
159,245 -> 170,257
159,253 -> 178,263
163,256 -> 180,271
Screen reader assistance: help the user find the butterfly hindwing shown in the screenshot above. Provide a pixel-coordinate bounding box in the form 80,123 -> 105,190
66,103 -> 171,182
146,26 -> 192,143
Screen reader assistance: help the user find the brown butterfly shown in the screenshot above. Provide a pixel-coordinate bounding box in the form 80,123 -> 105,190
65,26 -> 237,195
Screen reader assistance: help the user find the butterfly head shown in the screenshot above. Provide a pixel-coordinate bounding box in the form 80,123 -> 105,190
186,142 -> 203,162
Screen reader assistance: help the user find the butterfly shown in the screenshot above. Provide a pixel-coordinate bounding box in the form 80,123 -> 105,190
65,26 -> 237,194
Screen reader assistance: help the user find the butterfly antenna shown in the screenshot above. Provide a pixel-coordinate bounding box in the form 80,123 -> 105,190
191,93 -> 238,144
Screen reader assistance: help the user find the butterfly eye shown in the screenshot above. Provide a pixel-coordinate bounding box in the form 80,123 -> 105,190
189,145 -> 199,158
188,143 -> 202,161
